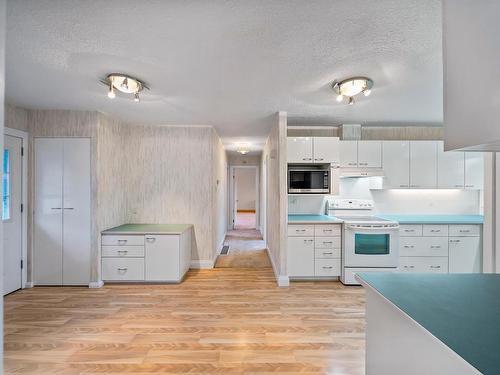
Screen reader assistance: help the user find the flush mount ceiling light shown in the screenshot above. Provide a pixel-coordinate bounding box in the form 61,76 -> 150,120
100,73 -> 149,102
332,77 -> 373,105
237,144 -> 250,155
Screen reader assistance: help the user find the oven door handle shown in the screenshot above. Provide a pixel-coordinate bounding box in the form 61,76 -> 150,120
346,224 -> 400,230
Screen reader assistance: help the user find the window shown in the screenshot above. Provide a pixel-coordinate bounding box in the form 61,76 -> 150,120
2,148 -> 10,221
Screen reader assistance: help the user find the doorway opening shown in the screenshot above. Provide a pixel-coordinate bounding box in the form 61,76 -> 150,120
230,166 -> 259,230
3,128 -> 28,295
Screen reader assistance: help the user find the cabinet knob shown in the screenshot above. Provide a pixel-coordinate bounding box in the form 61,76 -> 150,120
146,237 -> 156,243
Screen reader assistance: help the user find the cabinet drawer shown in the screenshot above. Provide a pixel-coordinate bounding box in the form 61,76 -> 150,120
287,225 -> 314,237
314,225 -> 341,237
449,225 -> 481,237
423,225 -> 449,237
400,257 -> 448,273
400,225 -> 423,236
314,236 -> 341,249
101,235 -> 145,246
315,248 -> 341,259
102,245 -> 144,258
315,259 -> 341,277
400,237 -> 448,257
102,258 -> 145,281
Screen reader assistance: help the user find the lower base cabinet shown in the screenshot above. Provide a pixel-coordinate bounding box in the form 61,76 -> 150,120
287,224 -> 341,279
101,229 -> 192,282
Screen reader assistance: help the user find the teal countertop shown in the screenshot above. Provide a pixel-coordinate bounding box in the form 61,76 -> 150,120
377,214 -> 483,224
102,223 -> 193,235
288,214 -> 343,224
358,273 -> 500,375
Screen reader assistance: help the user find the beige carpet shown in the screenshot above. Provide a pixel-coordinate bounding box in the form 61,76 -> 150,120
215,229 -> 272,268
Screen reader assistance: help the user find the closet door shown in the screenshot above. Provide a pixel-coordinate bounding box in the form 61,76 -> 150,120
62,138 -> 91,285
34,139 -> 63,285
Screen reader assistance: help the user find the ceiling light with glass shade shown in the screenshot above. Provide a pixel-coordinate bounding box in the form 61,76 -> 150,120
237,144 -> 250,155
332,77 -> 373,105
101,73 -> 149,102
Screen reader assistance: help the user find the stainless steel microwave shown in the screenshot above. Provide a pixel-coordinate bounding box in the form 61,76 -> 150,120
288,168 -> 330,194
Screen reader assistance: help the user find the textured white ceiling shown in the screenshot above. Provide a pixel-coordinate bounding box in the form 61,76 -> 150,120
5,0 -> 442,150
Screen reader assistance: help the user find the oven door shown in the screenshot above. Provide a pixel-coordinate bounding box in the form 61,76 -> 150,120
344,224 -> 399,268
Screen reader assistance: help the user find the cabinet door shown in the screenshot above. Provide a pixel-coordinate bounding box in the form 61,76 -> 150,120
287,237 -> 314,277
34,139 -> 63,285
339,141 -> 358,167
382,141 -> 410,188
62,139 -> 91,285
410,141 -> 438,188
437,141 -> 465,188
358,141 -> 382,168
287,137 -> 313,163
449,237 -> 482,273
465,152 -> 484,189
313,137 -> 339,164
145,235 -> 180,281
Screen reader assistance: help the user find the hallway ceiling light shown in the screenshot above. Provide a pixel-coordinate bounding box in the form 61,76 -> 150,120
237,144 -> 250,155
101,73 -> 149,102
332,77 -> 373,105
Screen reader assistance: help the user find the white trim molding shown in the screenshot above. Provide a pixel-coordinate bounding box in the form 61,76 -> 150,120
190,259 -> 215,269
24,281 -> 34,288
266,246 -> 289,287
89,280 -> 104,288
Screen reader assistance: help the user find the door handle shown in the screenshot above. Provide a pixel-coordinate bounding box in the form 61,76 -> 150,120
64,207 -> 74,210
51,207 -> 62,210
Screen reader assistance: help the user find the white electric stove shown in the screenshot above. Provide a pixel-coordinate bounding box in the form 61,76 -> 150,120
326,199 -> 400,285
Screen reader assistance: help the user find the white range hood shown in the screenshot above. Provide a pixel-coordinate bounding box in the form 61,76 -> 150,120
339,168 -> 385,178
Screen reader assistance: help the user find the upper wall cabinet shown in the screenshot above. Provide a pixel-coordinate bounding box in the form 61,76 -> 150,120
410,141 -> 438,189
437,141 -> 465,189
382,141 -> 410,188
287,137 -> 339,165
465,153 -> 484,190
339,140 -> 382,168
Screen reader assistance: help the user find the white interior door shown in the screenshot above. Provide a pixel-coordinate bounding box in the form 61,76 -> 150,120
34,138 -> 63,285
62,138 -> 90,285
3,135 -> 23,294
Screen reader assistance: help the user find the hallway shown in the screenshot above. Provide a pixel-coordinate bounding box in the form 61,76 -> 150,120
215,229 -> 272,268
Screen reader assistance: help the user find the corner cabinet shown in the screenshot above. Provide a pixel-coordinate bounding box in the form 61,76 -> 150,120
287,137 -> 340,165
101,226 -> 192,283
287,224 -> 342,279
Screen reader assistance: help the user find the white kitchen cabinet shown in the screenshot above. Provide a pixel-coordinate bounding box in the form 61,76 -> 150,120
437,142 -> 465,188
358,141 -> 382,168
145,235 -> 181,281
34,138 -> 91,286
449,236 -> 482,273
287,236 -> 315,277
410,141 -> 438,188
339,140 -> 358,168
382,141 -> 410,188
465,152 -> 484,189
400,257 -> 449,273
313,137 -> 340,164
287,137 -> 313,163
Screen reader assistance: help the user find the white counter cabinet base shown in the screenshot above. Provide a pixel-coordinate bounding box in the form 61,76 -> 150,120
101,224 -> 192,283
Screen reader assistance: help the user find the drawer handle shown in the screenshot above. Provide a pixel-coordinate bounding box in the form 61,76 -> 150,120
323,229 -> 333,232
430,230 -> 440,233
454,184 -> 463,188
403,245 -> 414,248
399,184 -> 409,188
459,230 -> 470,233
117,239 -> 128,245
302,158 -> 313,161
322,241 -> 333,244
465,185 -> 474,188
430,265 -> 441,269
315,158 -> 324,161
295,229 -> 307,232
117,250 -> 129,255
322,266 -> 333,269
430,246 -> 441,249
450,239 -> 461,243
348,162 -> 357,166
359,162 -> 368,166
146,237 -> 156,243
304,239 -> 314,244
117,267 -> 128,272
404,230 -> 414,233
323,252 -> 333,255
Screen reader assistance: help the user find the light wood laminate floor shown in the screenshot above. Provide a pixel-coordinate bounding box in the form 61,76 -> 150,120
4,268 -> 365,374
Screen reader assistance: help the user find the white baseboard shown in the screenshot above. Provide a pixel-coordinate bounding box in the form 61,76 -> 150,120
190,259 -> 215,269
217,232 -> 227,255
266,246 -> 289,287
89,280 -> 104,288
24,281 -> 34,288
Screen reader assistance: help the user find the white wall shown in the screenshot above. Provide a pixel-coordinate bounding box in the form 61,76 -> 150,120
235,168 -> 256,211
288,177 -> 481,215
443,0 -> 500,151
212,133 -> 227,255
